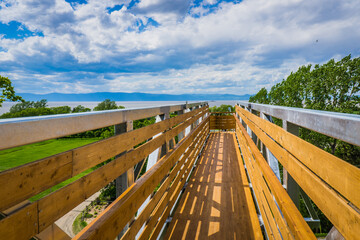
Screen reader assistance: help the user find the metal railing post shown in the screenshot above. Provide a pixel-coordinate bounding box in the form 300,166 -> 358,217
115,120 -> 134,238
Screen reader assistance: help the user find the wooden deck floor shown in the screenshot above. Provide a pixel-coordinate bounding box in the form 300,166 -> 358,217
164,132 -> 261,240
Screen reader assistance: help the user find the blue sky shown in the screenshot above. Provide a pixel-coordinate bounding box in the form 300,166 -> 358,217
0,0 -> 359,95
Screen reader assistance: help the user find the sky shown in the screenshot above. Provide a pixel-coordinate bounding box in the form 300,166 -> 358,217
0,0 -> 359,95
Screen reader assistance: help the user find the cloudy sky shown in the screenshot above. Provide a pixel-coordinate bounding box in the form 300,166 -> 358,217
0,0 -> 359,95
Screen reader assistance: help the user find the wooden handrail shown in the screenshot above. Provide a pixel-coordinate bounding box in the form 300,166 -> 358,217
234,114 -> 315,240
235,105 -> 360,240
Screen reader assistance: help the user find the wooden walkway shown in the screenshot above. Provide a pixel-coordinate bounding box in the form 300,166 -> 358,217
165,132 -> 261,240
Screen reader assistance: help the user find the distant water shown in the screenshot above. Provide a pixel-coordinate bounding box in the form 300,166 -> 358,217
0,100 -> 239,115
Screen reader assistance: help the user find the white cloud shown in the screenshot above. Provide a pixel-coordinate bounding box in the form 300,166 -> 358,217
0,0 -> 359,95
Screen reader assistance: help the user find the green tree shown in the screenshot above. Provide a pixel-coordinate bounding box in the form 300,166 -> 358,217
93,99 -> 125,111
249,88 -> 270,104
10,99 -> 48,113
72,105 -> 91,113
209,104 -> 234,112
0,75 -> 24,107
249,54 -> 360,233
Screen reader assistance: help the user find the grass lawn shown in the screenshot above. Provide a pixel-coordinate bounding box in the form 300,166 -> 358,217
0,138 -> 99,172
0,138 -> 100,201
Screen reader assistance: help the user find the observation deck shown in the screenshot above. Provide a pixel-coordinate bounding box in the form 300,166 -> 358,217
0,102 -> 359,240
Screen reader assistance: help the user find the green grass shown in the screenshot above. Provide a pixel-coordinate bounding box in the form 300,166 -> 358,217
0,138 -> 99,172
0,138 -> 100,201
73,212 -> 88,235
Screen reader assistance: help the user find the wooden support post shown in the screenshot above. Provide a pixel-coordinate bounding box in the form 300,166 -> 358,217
115,120 -> 134,238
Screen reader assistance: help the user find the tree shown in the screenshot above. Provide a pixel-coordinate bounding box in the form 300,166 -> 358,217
72,105 -> 91,113
0,75 -> 24,107
209,104 -> 234,112
10,99 -> 48,113
93,99 -> 125,111
249,54 -> 360,233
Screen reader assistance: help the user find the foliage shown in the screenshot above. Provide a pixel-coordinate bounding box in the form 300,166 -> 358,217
249,54 -> 360,233
10,99 -> 47,113
93,99 -> 125,111
209,104 -> 234,112
72,105 -> 91,113
1,99 -> 75,118
0,75 -> 24,107
249,88 -> 269,104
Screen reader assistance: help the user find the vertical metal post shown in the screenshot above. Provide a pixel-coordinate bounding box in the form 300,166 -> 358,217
177,109 -> 185,143
159,112 -> 170,159
282,120 -> 300,209
115,120 -> 134,238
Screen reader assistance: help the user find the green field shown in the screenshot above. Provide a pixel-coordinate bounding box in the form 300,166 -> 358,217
0,138 -> 100,201
0,138 -> 99,172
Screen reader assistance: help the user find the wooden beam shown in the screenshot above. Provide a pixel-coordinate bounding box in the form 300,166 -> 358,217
236,105 -> 360,211
0,106 -> 207,212
73,116 -> 209,240
234,115 -> 315,240
236,108 -> 360,240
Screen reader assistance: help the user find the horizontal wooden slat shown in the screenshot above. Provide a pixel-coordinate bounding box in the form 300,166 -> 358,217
0,202 -> 38,240
122,124 -> 207,240
237,127 -> 284,240
0,106 -> 207,211
236,110 -> 360,240
122,122 -> 208,240
37,110 -> 208,232
235,116 -> 315,240
236,128 -> 293,240
139,127 -> 208,240
73,106 -> 207,175
232,133 -> 263,239
236,105 -> 360,210
73,116 -> 209,240
0,102 -> 207,150
0,110 -> 208,240
0,152 -> 72,212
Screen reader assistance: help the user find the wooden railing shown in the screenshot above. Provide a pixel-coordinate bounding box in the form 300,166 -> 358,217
0,102 -> 208,240
234,104 -> 360,240
1,101 -> 359,240
209,112 -> 235,130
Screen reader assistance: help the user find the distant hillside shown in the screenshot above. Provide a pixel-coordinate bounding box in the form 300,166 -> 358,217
18,92 -> 251,101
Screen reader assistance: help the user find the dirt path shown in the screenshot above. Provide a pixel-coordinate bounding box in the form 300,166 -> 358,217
55,191 -> 101,238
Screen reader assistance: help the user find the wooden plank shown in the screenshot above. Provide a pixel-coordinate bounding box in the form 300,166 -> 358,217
0,110 -> 208,240
36,223 -> 71,240
235,112 -> 359,240
0,202 -> 38,240
0,107 -> 206,213
236,128 -> 281,240
0,152 -> 72,211
73,106 -> 207,175
236,105 -> 360,210
139,129 -> 208,240
73,117 -> 209,240
235,129 -> 293,240
234,116 -> 316,240
37,111 -> 208,232
231,134 -> 267,240
121,123 -> 208,240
